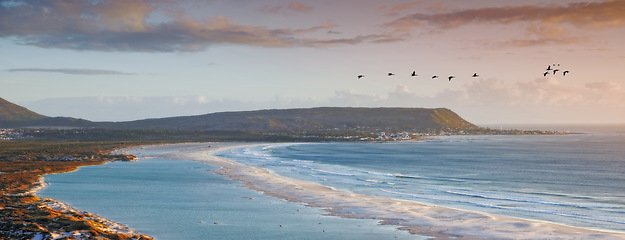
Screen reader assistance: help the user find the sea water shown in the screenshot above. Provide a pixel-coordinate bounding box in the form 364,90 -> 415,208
38,126 -> 625,238
38,154 -> 422,239
217,130 -> 625,233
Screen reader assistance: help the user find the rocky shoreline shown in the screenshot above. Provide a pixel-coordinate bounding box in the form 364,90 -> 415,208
0,149 -> 153,240
29,174 -> 151,240
35,197 -> 150,240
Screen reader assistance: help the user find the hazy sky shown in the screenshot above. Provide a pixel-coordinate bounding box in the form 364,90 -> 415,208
2,0 -> 625,124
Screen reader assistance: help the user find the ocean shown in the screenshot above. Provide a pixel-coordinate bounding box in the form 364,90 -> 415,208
38,125 -> 625,238
37,148 -> 421,239
217,130 -> 625,233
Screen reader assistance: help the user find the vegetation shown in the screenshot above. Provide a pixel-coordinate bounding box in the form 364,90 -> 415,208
94,107 -> 479,131
0,141 -> 151,239
0,97 -> 46,122
0,98 -> 563,239
2,105 -> 480,133
22,128 -> 296,142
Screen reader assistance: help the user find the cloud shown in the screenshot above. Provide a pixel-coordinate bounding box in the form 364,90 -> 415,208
0,0 -> 386,52
291,21 -> 338,35
23,78 -> 625,123
586,81 -> 622,91
262,2 -> 313,15
331,89 -> 386,106
388,1 -> 625,30
385,0 -> 625,47
303,34 -> 406,47
6,68 -> 133,75
380,1 -> 453,17
287,2 -> 313,13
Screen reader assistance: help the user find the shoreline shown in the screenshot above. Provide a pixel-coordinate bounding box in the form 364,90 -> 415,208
32,163 -> 152,239
132,142 -> 625,240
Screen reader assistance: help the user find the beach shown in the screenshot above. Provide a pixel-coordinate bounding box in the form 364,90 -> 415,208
122,142 -> 625,240
25,176 -> 152,240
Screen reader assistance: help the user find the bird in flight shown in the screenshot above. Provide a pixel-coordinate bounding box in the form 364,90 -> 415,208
541,63 -> 570,78
411,71 -> 417,77
388,72 -> 395,76
448,76 -> 455,81
472,73 -> 479,78
432,75 -> 438,79
357,75 -> 364,79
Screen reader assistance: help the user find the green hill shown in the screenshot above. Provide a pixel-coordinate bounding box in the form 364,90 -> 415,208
0,97 -> 478,132
0,97 -> 47,121
100,107 -> 477,131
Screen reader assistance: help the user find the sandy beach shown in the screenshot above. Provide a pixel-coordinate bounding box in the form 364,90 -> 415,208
31,174 -> 152,240
127,142 -> 625,240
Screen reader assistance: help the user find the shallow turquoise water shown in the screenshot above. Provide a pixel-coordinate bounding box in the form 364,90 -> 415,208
38,157 -> 425,239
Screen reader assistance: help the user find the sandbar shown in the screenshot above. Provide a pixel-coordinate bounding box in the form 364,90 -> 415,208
128,142 -> 625,240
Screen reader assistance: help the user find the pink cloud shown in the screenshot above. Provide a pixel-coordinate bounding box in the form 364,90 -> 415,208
292,21 -> 338,34
261,1 -> 313,15
385,0 -> 625,47
380,1 -> 453,17
288,2 -> 313,13
330,77 -> 625,110
388,1 -> 625,30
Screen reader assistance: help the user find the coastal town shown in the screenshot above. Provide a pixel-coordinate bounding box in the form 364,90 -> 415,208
0,128 -> 30,140
2,126 -> 564,143
295,127 -> 564,142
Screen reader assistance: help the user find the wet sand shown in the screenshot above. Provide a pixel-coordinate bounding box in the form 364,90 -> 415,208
130,142 -> 625,240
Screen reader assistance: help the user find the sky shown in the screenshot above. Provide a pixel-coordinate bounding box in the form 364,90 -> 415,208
1,0 -> 625,124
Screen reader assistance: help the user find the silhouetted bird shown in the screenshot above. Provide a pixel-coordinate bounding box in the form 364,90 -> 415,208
432,75 -> 438,79
553,69 -> 559,75
357,75 -> 364,79
472,73 -> 479,77
411,71 -> 417,77
388,72 -> 395,76
563,70 -> 569,76
448,76 -> 455,81
544,71 -> 549,77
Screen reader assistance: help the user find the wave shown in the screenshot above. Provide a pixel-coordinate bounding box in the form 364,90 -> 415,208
379,188 -> 625,226
219,141 -> 625,232
291,159 -> 315,163
310,168 -> 357,176
442,189 -> 618,210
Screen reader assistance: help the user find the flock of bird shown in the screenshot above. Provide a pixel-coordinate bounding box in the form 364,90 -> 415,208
543,64 -> 570,77
356,64 -> 570,81
357,71 -> 479,81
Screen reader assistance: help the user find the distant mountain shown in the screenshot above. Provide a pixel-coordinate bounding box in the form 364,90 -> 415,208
0,97 -> 47,121
97,107 -> 477,131
0,97 -> 93,128
0,97 -> 477,132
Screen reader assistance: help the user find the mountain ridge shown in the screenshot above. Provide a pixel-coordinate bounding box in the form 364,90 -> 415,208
0,97 -> 47,121
1,98 -> 477,132
95,107 -> 477,131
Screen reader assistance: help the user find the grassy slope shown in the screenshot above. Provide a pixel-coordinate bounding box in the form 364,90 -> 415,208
0,97 -> 46,121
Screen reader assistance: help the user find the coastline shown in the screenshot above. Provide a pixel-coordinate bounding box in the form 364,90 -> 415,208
31,167 -> 152,240
131,142 -> 625,240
